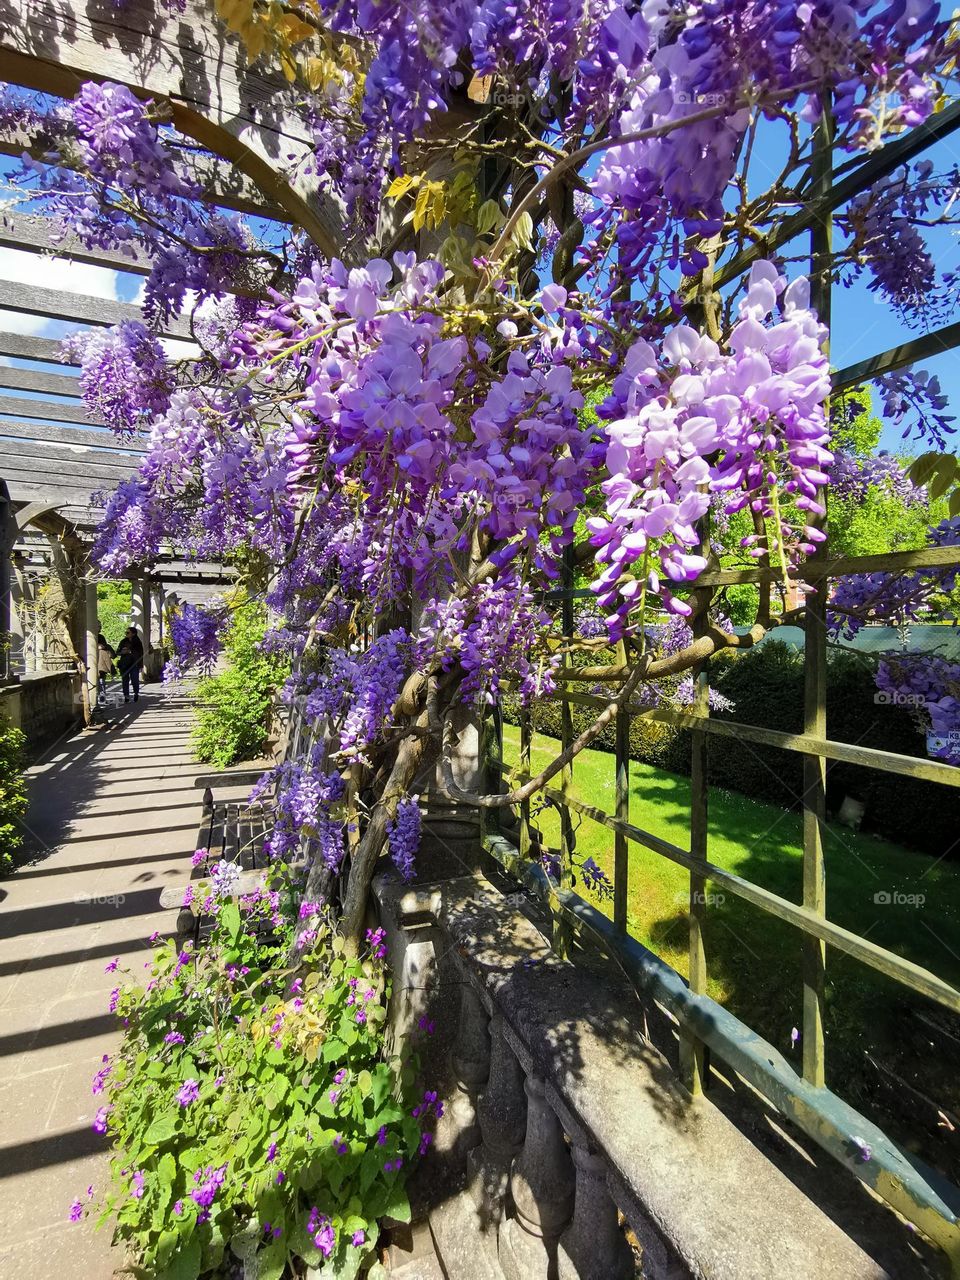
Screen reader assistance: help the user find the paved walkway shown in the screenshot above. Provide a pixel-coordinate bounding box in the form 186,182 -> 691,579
0,684 -> 204,1278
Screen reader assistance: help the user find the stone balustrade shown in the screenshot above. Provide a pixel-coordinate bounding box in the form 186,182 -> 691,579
374,870 -> 939,1280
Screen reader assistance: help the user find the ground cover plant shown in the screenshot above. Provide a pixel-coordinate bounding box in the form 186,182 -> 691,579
79,876 -> 432,1279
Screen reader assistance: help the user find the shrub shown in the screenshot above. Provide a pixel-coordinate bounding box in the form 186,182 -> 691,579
191,601 -> 288,768
75,885 -> 430,1279
0,716 -> 27,871
502,640 -> 960,856
97,581 -> 132,649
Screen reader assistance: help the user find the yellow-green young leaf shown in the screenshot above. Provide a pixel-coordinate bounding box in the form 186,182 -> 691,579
511,210 -> 534,251
909,451 -> 946,487
476,199 -> 503,235
386,174 -> 417,200
412,184 -> 432,232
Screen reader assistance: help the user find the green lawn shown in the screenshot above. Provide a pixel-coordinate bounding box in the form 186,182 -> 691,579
501,723 -> 960,1102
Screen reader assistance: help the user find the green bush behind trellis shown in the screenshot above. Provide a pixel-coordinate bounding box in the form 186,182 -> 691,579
502,641 -> 959,857
0,715 -> 28,871
191,600 -> 289,768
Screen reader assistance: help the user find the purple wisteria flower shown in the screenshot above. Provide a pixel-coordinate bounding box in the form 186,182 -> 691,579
176,1078 -> 200,1107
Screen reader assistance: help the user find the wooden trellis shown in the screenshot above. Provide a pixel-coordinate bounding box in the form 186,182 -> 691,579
485,104 -> 960,1264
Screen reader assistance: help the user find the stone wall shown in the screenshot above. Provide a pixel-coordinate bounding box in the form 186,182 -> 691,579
0,671 -> 82,756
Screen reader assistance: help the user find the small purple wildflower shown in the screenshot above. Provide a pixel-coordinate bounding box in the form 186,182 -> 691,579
104,958 -> 119,973
92,1106 -> 110,1134
352,1229 -> 366,1247
176,1079 -> 200,1107
130,1170 -> 145,1200
69,1199 -> 83,1222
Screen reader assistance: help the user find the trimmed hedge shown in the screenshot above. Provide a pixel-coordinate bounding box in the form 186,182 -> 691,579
503,641 -> 959,857
0,715 -> 27,871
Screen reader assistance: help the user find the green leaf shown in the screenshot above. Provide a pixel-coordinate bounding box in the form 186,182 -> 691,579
254,1239 -> 287,1280
157,1234 -> 201,1280
511,210 -> 534,251
145,1114 -> 177,1145
949,486 -> 960,518
220,901 -> 242,941
158,1152 -> 177,1187
476,198 -> 502,235
908,451 -> 944,487
929,456 -> 959,500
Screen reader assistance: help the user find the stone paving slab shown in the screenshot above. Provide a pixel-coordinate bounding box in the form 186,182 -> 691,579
0,686 -> 207,1280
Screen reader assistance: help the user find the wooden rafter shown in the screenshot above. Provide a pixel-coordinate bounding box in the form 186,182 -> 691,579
0,0 -> 348,255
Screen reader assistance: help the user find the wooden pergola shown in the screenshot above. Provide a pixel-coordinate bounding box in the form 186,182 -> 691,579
0,0 -> 331,700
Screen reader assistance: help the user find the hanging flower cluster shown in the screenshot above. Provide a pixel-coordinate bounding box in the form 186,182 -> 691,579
589,262 -> 831,634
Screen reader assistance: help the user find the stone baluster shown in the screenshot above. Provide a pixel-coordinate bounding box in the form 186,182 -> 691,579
499,1074 -> 575,1280
558,1142 -> 635,1280
467,1013 -> 528,1223
449,976 -> 491,1153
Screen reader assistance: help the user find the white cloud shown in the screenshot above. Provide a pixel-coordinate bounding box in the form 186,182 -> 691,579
0,246 -> 125,301
0,306 -> 53,336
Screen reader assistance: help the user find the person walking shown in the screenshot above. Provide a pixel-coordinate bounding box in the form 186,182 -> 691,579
96,632 -> 115,701
116,626 -> 144,703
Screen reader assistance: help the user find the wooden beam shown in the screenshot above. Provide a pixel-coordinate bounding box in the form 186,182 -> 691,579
0,1 -> 347,256
14,500 -> 64,530
0,393 -> 104,428
0,210 -> 282,300
0,419 -> 145,453
1,452 -> 134,482
0,122 -> 290,222
4,478 -> 99,505
0,279 -> 192,339
1,438 -> 138,468
0,364 -> 81,399
0,332 -> 80,366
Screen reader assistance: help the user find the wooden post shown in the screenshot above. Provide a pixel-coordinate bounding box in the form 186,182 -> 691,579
802,98 -> 833,1089
613,638 -> 630,932
556,544 -> 575,957
84,578 -> 99,721
680,584 -> 711,1095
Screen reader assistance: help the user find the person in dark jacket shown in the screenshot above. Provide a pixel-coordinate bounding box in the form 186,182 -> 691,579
116,627 -> 144,703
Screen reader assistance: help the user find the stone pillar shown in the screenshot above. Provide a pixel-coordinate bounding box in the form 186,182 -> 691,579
130,577 -> 150,654
468,1014 -> 528,1223
151,585 -> 164,648
557,1143 -> 635,1280
498,1075 -> 575,1280
450,977 -> 491,1153
84,580 -> 99,714
7,555 -> 26,679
